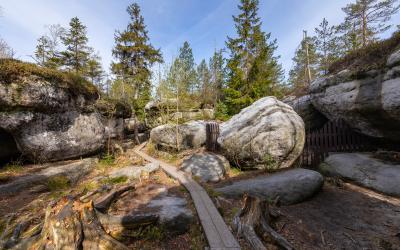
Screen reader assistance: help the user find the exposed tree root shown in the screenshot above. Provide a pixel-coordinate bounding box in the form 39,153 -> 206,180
6,184 -> 158,250
232,194 -> 294,250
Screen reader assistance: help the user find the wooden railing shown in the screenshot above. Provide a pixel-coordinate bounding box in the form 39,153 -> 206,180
300,119 -> 374,168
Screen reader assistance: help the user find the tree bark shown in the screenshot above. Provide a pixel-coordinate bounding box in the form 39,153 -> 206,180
232,194 -> 294,250
7,184 -> 157,250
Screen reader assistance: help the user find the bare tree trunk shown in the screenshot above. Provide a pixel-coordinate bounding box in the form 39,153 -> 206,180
134,116 -> 140,145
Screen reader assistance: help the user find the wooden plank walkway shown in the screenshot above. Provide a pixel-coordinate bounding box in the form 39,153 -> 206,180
134,144 -> 241,250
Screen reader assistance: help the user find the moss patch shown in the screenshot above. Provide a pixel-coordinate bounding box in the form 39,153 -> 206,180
0,59 -> 98,97
47,175 -> 70,191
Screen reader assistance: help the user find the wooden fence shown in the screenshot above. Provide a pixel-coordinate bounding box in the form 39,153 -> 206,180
206,122 -> 220,151
300,119 -> 374,168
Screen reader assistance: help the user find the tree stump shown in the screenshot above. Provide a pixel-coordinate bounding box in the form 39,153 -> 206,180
232,194 -> 294,250
8,185 -> 159,250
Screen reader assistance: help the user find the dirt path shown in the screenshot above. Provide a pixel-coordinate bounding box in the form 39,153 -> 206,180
134,144 -> 241,250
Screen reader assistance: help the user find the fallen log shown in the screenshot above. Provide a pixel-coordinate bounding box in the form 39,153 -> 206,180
94,184 -> 135,212
232,194 -> 294,250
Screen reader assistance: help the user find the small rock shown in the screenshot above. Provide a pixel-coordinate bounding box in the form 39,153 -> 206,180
148,196 -> 193,234
142,162 -> 160,173
109,166 -> 142,179
216,168 -> 323,205
109,163 -> 159,180
181,153 -> 230,182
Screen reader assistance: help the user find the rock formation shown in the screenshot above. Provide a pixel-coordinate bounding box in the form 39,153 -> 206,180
216,168 -> 323,205
320,153 -> 400,197
150,120 -> 207,151
310,49 -> 400,142
0,60 -> 130,162
218,97 -> 305,169
144,99 -> 214,128
283,95 -> 327,130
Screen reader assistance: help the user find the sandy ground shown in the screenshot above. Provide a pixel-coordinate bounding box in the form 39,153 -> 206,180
215,181 -> 400,250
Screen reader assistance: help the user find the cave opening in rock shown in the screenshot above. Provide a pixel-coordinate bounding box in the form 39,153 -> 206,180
0,128 -> 21,167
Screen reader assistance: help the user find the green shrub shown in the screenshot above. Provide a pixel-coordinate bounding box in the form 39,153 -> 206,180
102,176 -> 128,185
47,176 -> 70,191
329,31 -> 400,75
215,101 -> 230,121
263,154 -> 279,172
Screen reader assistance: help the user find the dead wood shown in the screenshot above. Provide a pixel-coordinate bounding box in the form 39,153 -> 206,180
7,195 -> 159,250
94,184 -> 135,212
97,211 -> 159,239
232,194 -> 294,250
81,202 -> 130,250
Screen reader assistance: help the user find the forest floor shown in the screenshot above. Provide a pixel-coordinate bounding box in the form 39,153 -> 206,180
0,147 -> 206,250
210,178 -> 400,250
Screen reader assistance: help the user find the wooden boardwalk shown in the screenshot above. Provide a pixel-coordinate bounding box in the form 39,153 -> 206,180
134,144 -> 241,250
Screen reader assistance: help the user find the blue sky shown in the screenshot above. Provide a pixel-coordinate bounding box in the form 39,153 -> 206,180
0,0 -> 399,80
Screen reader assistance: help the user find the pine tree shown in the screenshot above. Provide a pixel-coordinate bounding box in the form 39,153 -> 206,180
34,25 -> 65,68
342,0 -> 400,47
61,17 -> 91,73
177,41 -> 197,94
315,18 -> 340,75
209,49 -> 225,104
86,52 -> 104,87
289,35 -> 319,94
111,2 -> 163,113
225,0 -> 283,114
197,59 -> 212,106
35,36 -> 52,66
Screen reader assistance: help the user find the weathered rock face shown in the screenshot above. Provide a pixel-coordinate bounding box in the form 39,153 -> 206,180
181,153 -> 230,182
216,168 -> 324,205
103,117 -> 124,140
150,121 -> 207,151
0,111 -> 105,162
310,49 -> 400,141
320,153 -> 400,197
218,97 -> 305,169
0,158 -> 98,196
283,95 -> 327,130
0,65 -> 130,162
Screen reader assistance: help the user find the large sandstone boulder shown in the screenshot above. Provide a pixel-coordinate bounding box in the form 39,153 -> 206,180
0,111 -> 105,162
320,153 -> 400,197
283,95 -> 327,130
181,153 -> 230,182
150,121 -> 206,151
310,49 -> 400,141
0,60 -> 131,162
216,168 -> 324,205
218,97 -> 305,169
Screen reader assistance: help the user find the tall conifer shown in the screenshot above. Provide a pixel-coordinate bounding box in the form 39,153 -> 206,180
225,0 -> 283,114
111,2 -> 163,112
